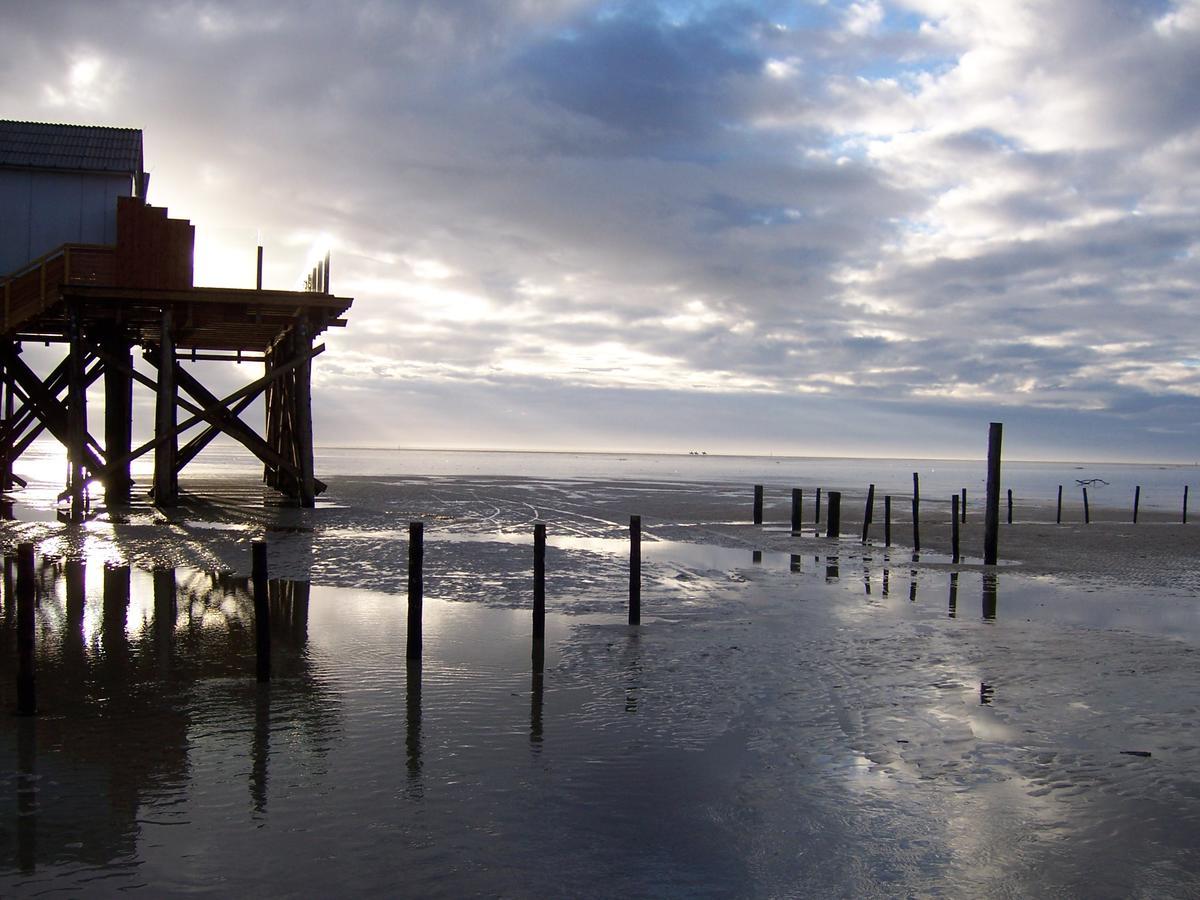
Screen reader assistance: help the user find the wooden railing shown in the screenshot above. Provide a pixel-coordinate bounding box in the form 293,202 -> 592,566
1,243 -> 116,333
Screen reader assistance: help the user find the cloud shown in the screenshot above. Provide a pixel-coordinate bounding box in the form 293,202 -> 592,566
1,0 -> 1198,460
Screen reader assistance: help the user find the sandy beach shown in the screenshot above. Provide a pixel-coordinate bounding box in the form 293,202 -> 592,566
2,472 -> 1199,896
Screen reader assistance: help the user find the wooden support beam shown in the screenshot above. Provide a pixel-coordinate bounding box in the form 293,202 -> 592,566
103,335 -> 133,505
66,309 -> 88,519
176,391 -> 257,472
292,319 -> 315,507
106,342 -> 325,479
0,343 -> 105,476
154,308 -> 178,506
169,356 -> 325,496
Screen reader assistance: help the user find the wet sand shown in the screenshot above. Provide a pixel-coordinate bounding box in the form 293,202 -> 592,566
2,474 -> 1199,895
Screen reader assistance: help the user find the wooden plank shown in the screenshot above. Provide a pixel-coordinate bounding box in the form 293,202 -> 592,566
154,308 -> 178,505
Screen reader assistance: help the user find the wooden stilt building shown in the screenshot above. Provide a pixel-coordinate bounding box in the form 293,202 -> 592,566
0,121 -> 352,515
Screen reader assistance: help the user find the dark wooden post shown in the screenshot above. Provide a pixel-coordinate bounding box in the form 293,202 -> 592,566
1056,485 -> 1063,524
533,522 -> 546,669
861,484 -> 875,543
752,484 -> 764,525
911,473 -> 921,552
951,494 -> 960,563
256,245 -> 264,290
1184,486 -> 1190,525
826,491 -> 841,538
984,423 -> 1002,565
293,320 -> 316,508
66,308 -> 87,519
1,360 -> 13,493
815,488 -> 822,524
1006,489 -> 1013,524
790,489 -> 802,534
154,308 -> 178,506
252,541 -> 270,682
103,335 -> 133,506
1082,487 -> 1090,524
407,522 -> 423,660
884,495 -> 892,546
16,542 -> 36,715
629,515 -> 641,625
1133,486 -> 1140,524
960,487 -> 967,523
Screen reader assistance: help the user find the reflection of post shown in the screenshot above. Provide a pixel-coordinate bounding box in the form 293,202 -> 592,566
862,564 -> 871,595
16,542 -> 36,716
982,572 -> 998,620
291,581 -> 310,645
530,670 -> 544,748
253,542 -> 270,681
825,556 -> 839,581
251,684 -> 270,815
789,554 -> 802,573
882,564 -> 889,598
154,568 -> 176,673
405,659 -> 422,780
948,572 -> 958,618
64,560 -> 86,671
3,554 -> 13,622
17,716 -> 36,872
102,564 -> 130,669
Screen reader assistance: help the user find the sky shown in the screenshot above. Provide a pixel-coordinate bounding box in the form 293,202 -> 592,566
2,0 -> 1199,462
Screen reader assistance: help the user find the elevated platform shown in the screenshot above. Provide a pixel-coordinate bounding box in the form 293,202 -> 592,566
0,197 -> 353,516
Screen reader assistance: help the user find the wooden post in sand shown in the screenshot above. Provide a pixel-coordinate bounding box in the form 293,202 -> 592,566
815,488 -> 822,525
252,541 -> 270,682
791,489 -> 802,534
911,473 -> 921,552
1056,485 -> 1063,524
533,522 -> 545,670
16,543 -> 36,715
826,491 -> 841,538
884,496 -> 892,546
951,494 -> 961,563
861,484 -> 875,543
983,422 -> 1002,565
1082,488 -> 1090,524
1184,486 -> 1190,525
407,522 -> 424,660
960,488 -> 967,523
1007,489 -> 1013,525
629,515 -> 641,625
1133,486 -> 1140,524
753,485 -> 764,525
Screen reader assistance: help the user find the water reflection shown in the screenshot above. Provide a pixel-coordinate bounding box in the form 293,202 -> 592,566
530,670 -> 545,749
948,573 -> 959,618
825,556 -> 839,581
406,658 -> 423,787
982,573 -> 998,620
0,557 -> 339,877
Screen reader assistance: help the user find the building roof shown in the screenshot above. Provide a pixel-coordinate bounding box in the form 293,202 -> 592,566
0,120 -> 143,177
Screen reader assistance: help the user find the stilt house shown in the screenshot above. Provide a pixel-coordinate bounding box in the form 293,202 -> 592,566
0,120 -> 352,515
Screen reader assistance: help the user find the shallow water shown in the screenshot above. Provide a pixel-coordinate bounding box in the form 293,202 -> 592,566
3,534 -> 1199,896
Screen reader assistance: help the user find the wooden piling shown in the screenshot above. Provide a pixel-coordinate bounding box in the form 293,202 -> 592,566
533,522 -> 546,662
911,473 -> 921,552
1133,486 -> 1140,524
66,309 -> 87,519
951,494 -> 960,563
826,491 -> 841,538
861,484 -> 875,543
960,487 -> 967,523
790,489 -> 802,534
629,515 -> 641,625
407,522 -> 424,659
1184,486 -> 1190,525
1056,485 -> 1063,525
252,541 -> 270,682
1007,489 -> 1013,525
103,335 -> 133,506
983,423 -> 1002,565
884,495 -> 892,546
16,543 -> 35,715
753,484 -> 764,525
256,245 -> 264,290
154,308 -> 178,506
1082,487 -> 1090,524
815,488 -> 822,524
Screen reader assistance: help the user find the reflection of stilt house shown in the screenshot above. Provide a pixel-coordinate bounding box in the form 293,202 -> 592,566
0,120 -> 352,515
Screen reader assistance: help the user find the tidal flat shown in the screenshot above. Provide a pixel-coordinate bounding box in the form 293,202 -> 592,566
2,472 -> 1199,897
